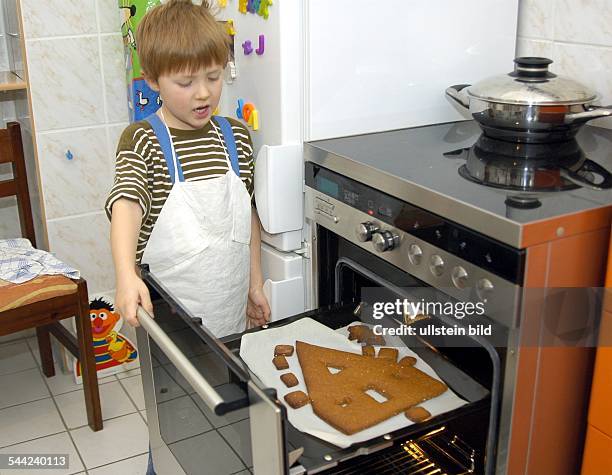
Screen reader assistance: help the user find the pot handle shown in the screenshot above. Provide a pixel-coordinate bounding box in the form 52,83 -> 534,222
445,84 -> 471,109
564,105 -> 612,124
560,159 -> 612,190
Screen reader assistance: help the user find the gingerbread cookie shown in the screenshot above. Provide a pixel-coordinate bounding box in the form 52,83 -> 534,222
362,345 -> 375,357
405,406 -> 431,423
280,373 -> 299,388
377,347 -> 398,361
275,345 -> 294,357
347,324 -> 386,346
399,356 -> 417,367
296,341 -> 447,435
348,325 -> 369,341
273,355 -> 289,370
284,390 -> 310,409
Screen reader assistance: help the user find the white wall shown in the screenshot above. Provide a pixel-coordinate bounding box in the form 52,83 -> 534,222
516,0 -> 612,129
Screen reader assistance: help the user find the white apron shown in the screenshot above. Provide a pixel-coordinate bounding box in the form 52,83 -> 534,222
141,112 -> 251,337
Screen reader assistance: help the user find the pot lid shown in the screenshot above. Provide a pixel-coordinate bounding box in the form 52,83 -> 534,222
467,57 -> 598,106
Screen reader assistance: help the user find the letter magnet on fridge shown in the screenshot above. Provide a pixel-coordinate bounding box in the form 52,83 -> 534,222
256,35 -> 265,55
242,40 -> 253,55
225,19 -> 235,36
258,0 -> 272,19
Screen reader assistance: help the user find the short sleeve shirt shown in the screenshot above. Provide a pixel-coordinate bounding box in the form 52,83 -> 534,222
105,117 -> 254,263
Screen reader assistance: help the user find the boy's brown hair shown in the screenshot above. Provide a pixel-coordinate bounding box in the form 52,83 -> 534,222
137,0 -> 230,80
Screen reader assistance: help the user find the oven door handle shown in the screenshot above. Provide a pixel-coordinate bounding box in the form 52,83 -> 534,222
137,306 -> 249,415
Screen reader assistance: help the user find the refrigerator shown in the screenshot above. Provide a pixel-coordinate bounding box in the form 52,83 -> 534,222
215,0 -> 519,320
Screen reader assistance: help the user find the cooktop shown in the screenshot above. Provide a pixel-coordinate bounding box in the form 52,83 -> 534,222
304,121 -> 612,248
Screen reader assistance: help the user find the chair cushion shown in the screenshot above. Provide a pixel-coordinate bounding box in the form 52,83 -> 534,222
0,275 -> 77,312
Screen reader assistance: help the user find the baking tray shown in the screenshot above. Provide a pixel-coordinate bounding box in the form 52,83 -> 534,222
230,304 -> 490,473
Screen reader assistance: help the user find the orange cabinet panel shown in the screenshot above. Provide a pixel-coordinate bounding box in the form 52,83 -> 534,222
588,311 -> 612,437
582,426 -> 612,475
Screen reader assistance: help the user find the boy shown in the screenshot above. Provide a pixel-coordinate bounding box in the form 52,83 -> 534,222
106,0 -> 271,339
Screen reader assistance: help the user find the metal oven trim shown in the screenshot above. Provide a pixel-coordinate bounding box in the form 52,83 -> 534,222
305,186 -> 522,329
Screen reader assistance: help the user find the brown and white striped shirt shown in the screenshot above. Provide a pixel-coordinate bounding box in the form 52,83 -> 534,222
105,117 -> 254,263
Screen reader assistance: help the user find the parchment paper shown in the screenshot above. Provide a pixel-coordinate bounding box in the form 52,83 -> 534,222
239,317 -> 467,448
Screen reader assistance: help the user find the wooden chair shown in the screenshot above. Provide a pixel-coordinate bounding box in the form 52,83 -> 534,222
0,122 -> 102,431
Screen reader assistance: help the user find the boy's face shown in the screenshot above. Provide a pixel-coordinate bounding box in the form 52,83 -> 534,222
148,64 -> 224,130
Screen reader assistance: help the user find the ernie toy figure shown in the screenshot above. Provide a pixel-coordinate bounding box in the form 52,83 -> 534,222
74,297 -> 138,381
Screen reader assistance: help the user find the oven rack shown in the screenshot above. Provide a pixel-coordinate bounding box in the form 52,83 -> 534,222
320,426 -> 477,475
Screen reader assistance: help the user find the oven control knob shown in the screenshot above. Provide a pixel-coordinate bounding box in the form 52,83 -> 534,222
451,266 -> 469,289
477,278 -> 494,302
356,222 -> 380,242
429,255 -> 445,276
372,230 -> 399,252
407,244 -> 423,265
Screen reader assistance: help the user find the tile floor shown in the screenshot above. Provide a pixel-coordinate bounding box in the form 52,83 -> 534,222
0,334 -> 253,475
0,335 -> 150,475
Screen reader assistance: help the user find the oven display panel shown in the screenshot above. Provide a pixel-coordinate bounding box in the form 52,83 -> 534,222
306,162 -> 525,285
315,176 -> 340,199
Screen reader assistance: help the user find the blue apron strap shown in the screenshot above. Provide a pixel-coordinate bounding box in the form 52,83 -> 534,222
144,113 -> 184,184
213,116 -> 240,177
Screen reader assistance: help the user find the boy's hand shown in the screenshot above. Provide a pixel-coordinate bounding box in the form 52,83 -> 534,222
115,273 -> 153,327
247,287 -> 271,327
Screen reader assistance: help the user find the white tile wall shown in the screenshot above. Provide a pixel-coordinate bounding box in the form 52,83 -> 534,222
97,0 -> 123,35
100,33 -> 129,123
517,0 -> 612,129
554,0 -> 612,46
20,0 -> 97,39
26,37 -> 105,131
36,126 -> 113,219
46,212 -> 115,295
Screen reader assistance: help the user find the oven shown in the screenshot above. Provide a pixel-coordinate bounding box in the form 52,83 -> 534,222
136,167 -> 523,475
137,121 -> 610,475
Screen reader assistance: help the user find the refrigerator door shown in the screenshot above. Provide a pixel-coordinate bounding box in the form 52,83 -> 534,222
217,0 -> 303,152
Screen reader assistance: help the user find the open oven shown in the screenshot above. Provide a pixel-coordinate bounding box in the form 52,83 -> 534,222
136,155 -> 525,475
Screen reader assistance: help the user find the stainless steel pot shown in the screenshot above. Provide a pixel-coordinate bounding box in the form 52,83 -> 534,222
446,57 -> 612,143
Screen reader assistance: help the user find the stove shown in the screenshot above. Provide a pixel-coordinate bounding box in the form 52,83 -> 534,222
303,120 -> 611,475
303,120 -> 612,248
137,120 -> 610,475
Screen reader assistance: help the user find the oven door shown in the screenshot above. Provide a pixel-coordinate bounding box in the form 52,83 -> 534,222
136,267 -> 287,475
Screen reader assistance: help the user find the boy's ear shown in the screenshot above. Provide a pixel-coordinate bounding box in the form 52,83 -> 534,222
142,70 -> 159,92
